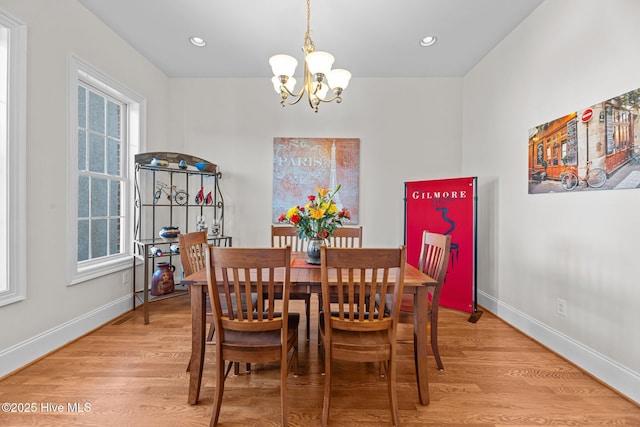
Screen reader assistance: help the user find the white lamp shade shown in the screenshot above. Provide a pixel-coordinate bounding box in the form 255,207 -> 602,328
269,54 -> 298,78
327,69 -> 351,90
271,76 -> 281,93
305,51 -> 334,75
271,76 -> 297,93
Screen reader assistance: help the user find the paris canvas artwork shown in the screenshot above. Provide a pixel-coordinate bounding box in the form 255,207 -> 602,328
272,137 -> 360,223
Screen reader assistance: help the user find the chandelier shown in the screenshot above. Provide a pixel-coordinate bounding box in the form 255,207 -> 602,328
269,0 -> 351,113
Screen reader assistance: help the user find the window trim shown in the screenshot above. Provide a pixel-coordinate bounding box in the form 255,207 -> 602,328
67,55 -> 146,285
0,11 -> 27,307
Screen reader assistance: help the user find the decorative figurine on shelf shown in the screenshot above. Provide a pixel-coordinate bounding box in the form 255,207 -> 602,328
169,244 -> 180,254
194,187 -> 204,204
150,246 -> 163,257
211,220 -> 221,237
153,181 -> 188,205
150,158 -> 169,167
159,226 -> 181,239
205,191 -> 213,205
178,160 -> 187,170
196,215 -> 207,233
194,162 -> 208,171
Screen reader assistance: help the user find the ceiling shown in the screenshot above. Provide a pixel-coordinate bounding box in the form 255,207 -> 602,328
78,0 -> 543,79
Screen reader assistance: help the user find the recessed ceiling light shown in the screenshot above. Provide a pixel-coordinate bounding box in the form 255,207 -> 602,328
189,36 -> 206,47
420,36 -> 437,47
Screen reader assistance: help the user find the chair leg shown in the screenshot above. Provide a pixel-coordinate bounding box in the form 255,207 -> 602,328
431,339 -> 444,371
206,321 -> 215,342
321,347 -> 331,427
317,296 -> 323,347
431,316 -> 444,370
319,340 -> 325,375
210,351 -> 226,427
281,349 -> 289,427
289,328 -> 299,377
387,357 -> 400,427
304,294 -> 311,341
318,323 -> 326,375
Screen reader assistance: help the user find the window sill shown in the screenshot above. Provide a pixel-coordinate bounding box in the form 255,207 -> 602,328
70,255 -> 133,286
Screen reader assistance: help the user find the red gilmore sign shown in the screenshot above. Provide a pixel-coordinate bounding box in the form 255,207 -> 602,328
581,108 -> 594,123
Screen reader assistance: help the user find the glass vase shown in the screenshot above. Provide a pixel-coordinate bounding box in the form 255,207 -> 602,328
306,238 -> 323,265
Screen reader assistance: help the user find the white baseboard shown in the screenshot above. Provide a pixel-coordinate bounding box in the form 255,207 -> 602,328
478,291 -> 640,405
0,295 -> 132,378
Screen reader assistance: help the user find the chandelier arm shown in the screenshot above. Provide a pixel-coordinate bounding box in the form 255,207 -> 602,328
280,85 -> 305,100
305,64 -> 321,112
315,92 -> 343,104
285,92 -> 306,106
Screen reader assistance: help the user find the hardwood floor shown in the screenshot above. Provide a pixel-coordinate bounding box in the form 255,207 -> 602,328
1,294 -> 638,426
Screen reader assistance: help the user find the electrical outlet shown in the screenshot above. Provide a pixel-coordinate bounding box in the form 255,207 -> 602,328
122,271 -> 131,286
557,298 -> 567,317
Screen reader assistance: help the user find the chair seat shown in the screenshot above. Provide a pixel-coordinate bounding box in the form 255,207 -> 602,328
319,312 -> 391,362
221,313 -> 299,364
223,319 -> 299,348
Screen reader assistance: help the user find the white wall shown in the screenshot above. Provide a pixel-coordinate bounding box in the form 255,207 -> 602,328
5,0 -> 635,406
0,0 -> 170,376
0,0 -> 463,377
168,77 -> 463,248
462,0 -> 640,402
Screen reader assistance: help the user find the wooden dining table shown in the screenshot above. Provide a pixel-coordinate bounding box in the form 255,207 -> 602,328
181,252 -> 438,406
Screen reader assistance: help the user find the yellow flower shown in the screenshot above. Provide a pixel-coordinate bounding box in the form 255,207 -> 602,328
309,207 -> 324,219
327,203 -> 338,215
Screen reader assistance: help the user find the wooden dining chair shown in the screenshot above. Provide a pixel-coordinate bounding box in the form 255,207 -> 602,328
319,245 -> 406,427
179,231 -> 213,340
318,226 -> 364,318
204,245 -> 299,427
271,225 -> 312,341
179,231 -> 254,374
391,230 -> 451,371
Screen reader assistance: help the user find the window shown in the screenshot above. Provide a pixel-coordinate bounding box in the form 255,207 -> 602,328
67,56 -> 144,285
0,11 -> 26,307
77,84 -> 125,262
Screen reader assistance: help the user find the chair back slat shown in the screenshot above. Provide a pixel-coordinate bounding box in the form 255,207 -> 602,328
321,246 -> 406,333
271,225 -> 307,251
178,231 -> 208,276
417,231 -> 452,298
205,245 -> 291,334
327,226 -> 362,248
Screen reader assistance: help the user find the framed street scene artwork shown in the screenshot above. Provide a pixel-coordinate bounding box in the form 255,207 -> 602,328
528,87 -> 640,194
273,137 -> 360,223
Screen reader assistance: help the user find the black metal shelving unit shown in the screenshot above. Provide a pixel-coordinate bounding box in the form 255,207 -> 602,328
132,152 -> 231,324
